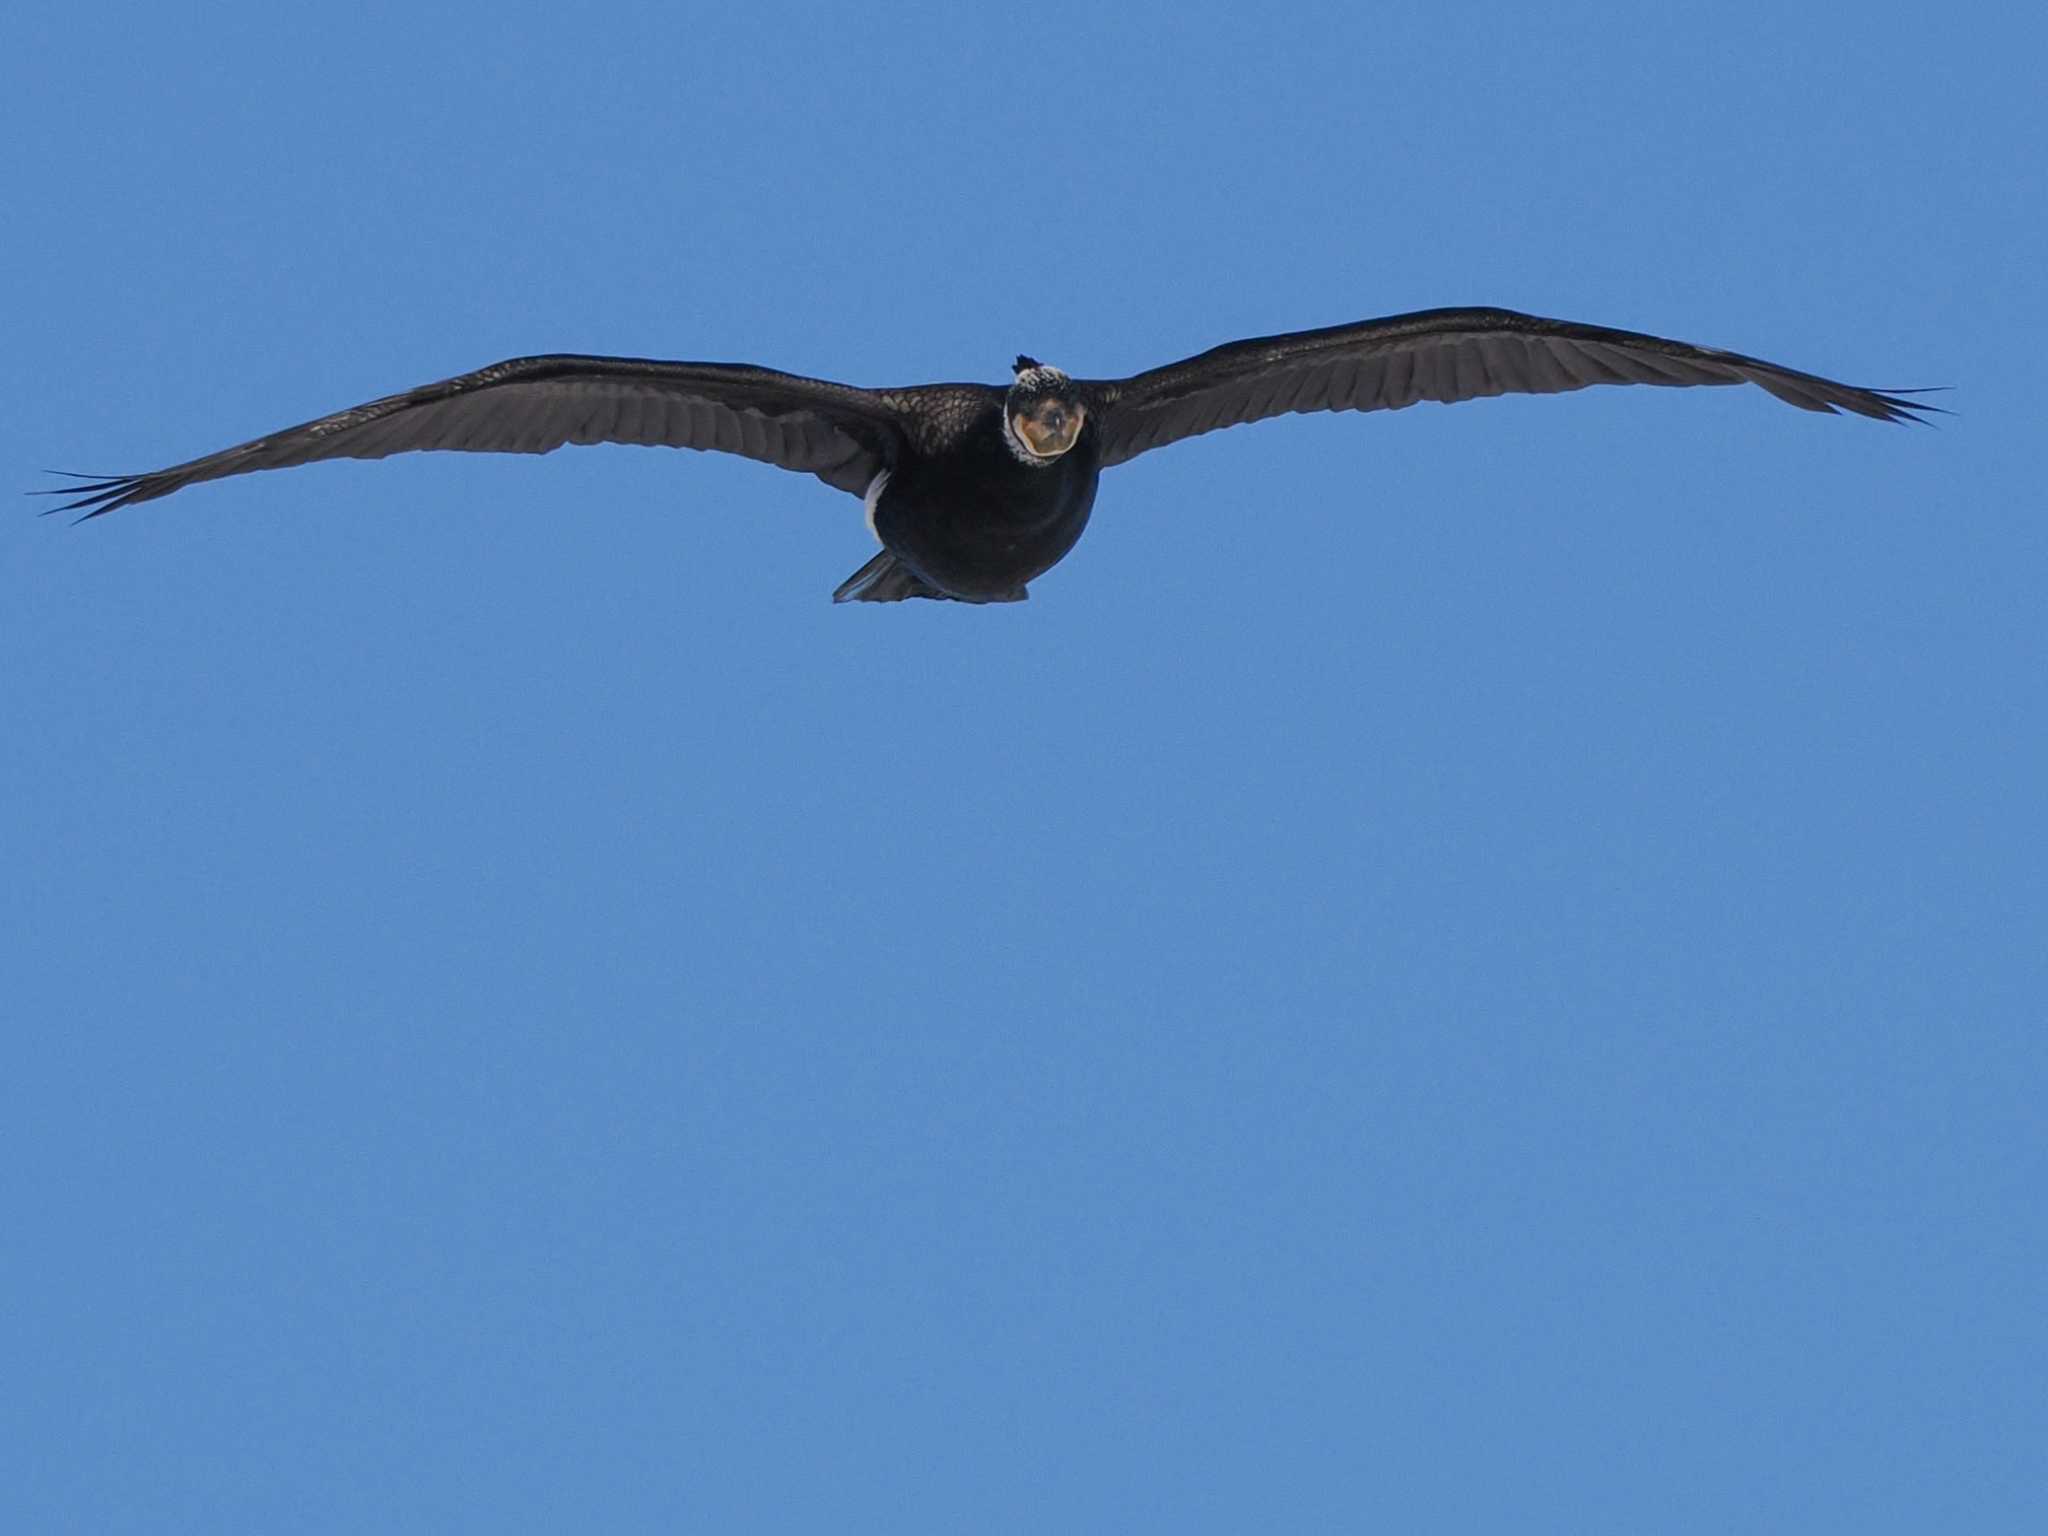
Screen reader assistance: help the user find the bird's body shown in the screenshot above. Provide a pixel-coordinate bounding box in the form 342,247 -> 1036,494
851,384 -> 1102,603
45,308 -> 1934,603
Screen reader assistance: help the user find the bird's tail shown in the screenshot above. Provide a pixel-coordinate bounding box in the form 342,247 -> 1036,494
832,550 -> 945,604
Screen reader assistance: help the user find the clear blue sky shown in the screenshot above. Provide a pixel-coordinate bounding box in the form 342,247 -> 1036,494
5,3 -> 2042,1530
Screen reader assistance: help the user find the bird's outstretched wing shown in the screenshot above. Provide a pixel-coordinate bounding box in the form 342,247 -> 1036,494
43,355 -> 915,518
1078,307 -> 1939,468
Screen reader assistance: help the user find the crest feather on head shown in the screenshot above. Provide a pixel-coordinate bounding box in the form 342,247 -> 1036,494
1010,356 -> 1071,391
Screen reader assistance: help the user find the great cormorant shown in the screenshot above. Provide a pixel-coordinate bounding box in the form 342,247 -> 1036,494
44,307 -> 1934,603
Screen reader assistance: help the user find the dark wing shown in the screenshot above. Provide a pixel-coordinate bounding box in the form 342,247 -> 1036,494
45,354 -> 916,518
1078,307 -> 1939,468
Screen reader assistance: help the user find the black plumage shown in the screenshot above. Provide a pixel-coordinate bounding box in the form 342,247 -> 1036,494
44,307 -> 1936,604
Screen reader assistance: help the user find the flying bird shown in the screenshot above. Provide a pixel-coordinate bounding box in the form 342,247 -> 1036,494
45,307 -> 1934,604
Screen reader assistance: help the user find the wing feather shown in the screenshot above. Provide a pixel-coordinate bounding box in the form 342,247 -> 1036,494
46,354 -> 915,518
1080,307 -> 1938,467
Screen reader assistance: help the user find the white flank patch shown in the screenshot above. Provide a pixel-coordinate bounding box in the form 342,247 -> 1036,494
863,468 -> 892,542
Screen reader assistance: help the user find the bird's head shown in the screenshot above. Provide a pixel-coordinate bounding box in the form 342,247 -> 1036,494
1003,355 -> 1086,464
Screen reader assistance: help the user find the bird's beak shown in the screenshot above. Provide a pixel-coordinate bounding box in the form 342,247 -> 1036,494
1013,400 -> 1085,458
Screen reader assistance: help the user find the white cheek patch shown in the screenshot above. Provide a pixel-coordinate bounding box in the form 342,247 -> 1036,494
1000,411 -> 1040,466
863,468 -> 892,542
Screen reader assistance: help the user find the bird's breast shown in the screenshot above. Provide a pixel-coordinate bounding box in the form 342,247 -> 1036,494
871,446 -> 1100,599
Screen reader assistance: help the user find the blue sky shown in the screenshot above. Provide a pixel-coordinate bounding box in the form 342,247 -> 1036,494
5,2 -> 2042,1530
